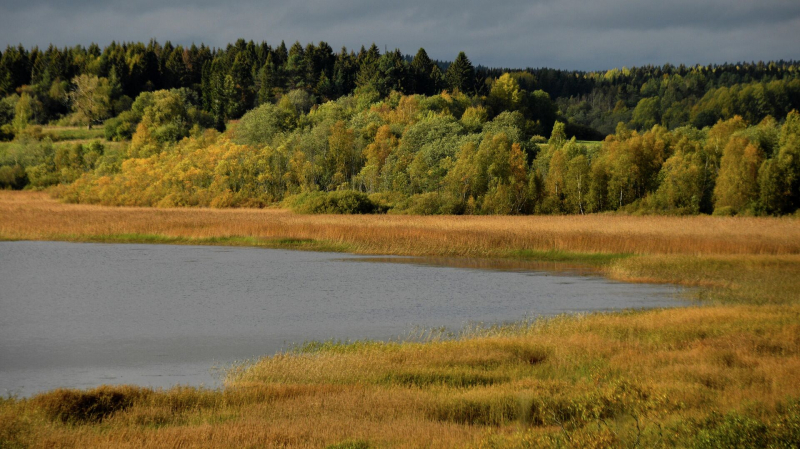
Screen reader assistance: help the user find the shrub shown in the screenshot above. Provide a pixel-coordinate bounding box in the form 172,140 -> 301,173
284,190 -> 386,214
712,206 -> 736,216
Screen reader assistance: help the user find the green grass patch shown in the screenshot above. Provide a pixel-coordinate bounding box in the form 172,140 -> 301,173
380,371 -> 508,388
43,127 -> 106,142
291,339 -> 400,355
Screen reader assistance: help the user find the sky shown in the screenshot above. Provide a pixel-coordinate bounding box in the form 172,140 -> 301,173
1,0 -> 799,71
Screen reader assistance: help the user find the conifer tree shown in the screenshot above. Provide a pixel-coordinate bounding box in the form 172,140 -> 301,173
410,48 -> 435,95
445,52 -> 475,94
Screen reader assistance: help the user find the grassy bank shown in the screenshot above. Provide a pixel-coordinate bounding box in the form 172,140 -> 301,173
1,190 -> 799,447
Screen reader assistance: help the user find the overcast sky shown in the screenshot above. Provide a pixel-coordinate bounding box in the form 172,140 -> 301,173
1,0 -> 798,71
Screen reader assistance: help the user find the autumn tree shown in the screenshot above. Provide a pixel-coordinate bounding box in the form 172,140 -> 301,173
69,74 -> 111,129
489,73 -> 523,114
650,139 -> 704,214
358,125 -> 398,193
713,136 -> 763,214
759,110 -> 800,214
326,120 -> 357,189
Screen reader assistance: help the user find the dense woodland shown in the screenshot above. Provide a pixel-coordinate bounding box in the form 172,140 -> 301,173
0,40 -> 799,216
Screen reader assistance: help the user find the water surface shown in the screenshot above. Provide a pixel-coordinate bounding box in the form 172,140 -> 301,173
0,241 -> 688,396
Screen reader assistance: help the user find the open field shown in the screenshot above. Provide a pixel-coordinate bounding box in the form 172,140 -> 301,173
1,190 -> 799,447
39,126 -> 106,141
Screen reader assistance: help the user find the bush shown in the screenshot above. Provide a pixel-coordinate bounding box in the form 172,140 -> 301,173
692,403 -> 800,449
712,206 -> 736,217
0,124 -> 14,141
284,190 -> 386,214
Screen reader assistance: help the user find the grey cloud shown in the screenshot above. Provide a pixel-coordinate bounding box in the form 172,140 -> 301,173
1,0 -> 798,70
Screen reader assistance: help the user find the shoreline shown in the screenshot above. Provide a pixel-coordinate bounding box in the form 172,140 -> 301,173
1,190 -> 799,447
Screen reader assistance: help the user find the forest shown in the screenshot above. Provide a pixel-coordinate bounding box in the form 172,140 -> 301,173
0,40 -> 799,216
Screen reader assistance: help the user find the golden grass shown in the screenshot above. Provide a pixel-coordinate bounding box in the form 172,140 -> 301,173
2,191 -> 798,258
2,190 -> 800,447
2,306 -> 799,447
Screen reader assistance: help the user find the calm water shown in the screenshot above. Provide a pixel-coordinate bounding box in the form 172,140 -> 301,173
0,241 -> 688,397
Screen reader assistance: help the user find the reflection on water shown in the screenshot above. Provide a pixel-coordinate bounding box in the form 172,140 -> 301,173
0,241 -> 689,397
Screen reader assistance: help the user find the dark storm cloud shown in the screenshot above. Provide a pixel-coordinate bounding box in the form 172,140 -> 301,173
1,0 -> 798,70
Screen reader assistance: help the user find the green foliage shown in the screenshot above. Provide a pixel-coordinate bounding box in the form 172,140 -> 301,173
461,105 -> 488,132
653,152 -> 702,213
28,59 -> 798,218
0,136 -> 54,188
0,94 -> 18,130
713,136 -> 763,215
445,52 -> 476,94
693,404 -> 800,449
393,192 -> 464,215
759,111 -> 800,214
69,74 -> 112,128
12,92 -> 38,131
232,101 -> 296,146
632,97 -> 661,129
489,73 -> 523,113
284,190 -> 385,214
1,41 -> 799,146
382,371 -> 506,388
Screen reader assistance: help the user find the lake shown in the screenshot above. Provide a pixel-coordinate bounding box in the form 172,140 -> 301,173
0,241 -> 689,397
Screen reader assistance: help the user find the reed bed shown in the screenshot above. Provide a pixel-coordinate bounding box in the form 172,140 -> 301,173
2,306 -> 799,447
2,191 -> 799,257
2,190 -> 800,447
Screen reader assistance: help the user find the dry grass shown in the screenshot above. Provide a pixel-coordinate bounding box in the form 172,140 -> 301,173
2,190 -> 800,447
2,191 -> 798,258
2,306 -> 799,447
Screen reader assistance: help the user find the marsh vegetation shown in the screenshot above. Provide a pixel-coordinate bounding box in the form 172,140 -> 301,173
1,191 -> 799,447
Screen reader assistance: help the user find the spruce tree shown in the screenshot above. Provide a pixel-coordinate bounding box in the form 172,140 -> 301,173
445,51 -> 475,93
410,48 -> 434,95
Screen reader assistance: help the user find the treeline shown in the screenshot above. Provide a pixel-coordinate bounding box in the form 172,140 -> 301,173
1,40 -> 800,138
41,84 -> 799,216
558,68 -> 800,136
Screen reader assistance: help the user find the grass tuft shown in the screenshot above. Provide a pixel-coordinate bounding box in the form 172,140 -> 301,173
32,385 -> 151,424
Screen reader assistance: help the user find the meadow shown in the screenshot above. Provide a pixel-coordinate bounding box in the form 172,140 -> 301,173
1,190 -> 799,447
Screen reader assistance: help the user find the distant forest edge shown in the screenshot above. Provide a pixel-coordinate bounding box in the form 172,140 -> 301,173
0,40 -> 799,216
